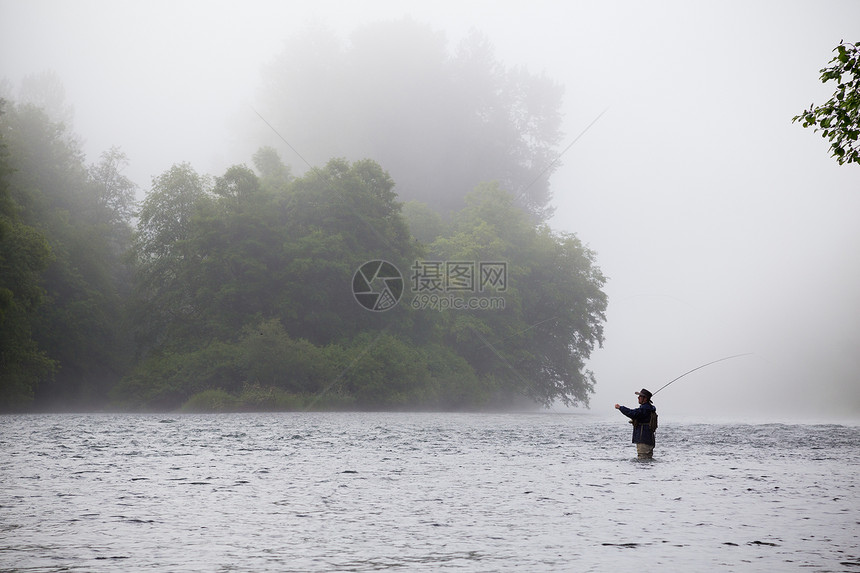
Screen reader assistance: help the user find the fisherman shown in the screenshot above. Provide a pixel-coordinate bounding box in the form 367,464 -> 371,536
614,389 -> 656,459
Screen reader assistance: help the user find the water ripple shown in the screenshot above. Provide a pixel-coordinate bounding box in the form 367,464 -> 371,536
0,413 -> 858,572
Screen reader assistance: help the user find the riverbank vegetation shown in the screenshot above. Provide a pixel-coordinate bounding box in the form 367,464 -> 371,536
0,22 -> 608,412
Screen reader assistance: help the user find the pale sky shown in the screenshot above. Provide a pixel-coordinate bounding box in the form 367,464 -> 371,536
2,0 -> 858,420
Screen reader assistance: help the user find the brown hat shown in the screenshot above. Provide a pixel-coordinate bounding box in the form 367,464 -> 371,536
635,388 -> 653,400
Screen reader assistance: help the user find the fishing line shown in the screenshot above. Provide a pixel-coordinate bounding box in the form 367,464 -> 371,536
249,104 -> 314,170
517,107 -> 609,202
652,353 -> 753,396
303,328 -> 388,412
250,103 -> 399,252
469,325 -> 534,393
495,316 -> 560,343
247,106 -> 404,411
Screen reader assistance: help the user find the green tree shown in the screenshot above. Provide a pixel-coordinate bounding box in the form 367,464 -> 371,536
0,219 -> 56,408
338,332 -> 431,408
429,183 -> 606,407
0,99 -> 132,408
402,201 -> 444,244
239,319 -> 333,393
88,146 -> 137,228
0,100 -> 56,408
277,158 -> 419,344
256,21 -> 563,218
116,154 -> 431,409
118,152 -> 605,411
213,164 -> 261,206
189,166 -> 286,338
110,341 -> 243,410
17,70 -> 74,131
252,146 -> 292,193
135,163 -> 210,262
513,228 -> 607,406
130,162 -> 212,351
794,40 -> 860,165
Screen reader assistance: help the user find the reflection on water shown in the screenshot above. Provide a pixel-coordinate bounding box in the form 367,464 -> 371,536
1,413 -> 858,572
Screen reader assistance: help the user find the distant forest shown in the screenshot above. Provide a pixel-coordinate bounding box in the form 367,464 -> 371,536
0,22 -> 607,412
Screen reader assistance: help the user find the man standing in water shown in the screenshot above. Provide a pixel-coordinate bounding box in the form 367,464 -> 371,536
615,389 -> 656,459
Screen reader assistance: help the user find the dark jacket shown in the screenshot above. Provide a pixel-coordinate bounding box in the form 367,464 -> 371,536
618,403 -> 656,446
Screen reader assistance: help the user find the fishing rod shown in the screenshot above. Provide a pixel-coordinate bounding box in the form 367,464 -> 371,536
652,353 -> 752,396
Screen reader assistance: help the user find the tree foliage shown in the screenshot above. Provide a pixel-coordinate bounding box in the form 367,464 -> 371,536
4,44 -> 608,412
427,183 -> 606,407
130,163 -> 212,350
88,146 -> 137,228
113,151 -> 606,410
256,21 -> 564,219
17,70 -> 75,131
252,146 -> 293,193
0,99 -> 135,409
0,100 -> 56,408
794,40 -> 860,165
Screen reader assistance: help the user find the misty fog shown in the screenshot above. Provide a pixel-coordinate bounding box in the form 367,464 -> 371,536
1,0 -> 858,419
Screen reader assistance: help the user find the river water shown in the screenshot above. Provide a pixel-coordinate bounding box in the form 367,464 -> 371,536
1,412 -> 858,572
